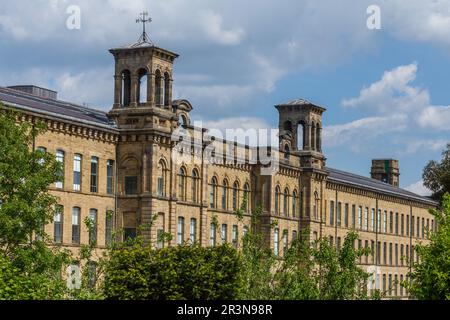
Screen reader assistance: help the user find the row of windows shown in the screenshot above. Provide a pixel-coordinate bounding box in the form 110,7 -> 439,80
209,177 -> 251,212
175,217 -> 250,248
273,228 -> 299,257
38,147 -> 115,195
328,201 -> 436,239
353,238 -> 421,266
52,206 -> 113,246
274,187 -> 307,218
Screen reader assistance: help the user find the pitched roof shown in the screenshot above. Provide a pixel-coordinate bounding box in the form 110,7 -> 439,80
326,167 -> 437,206
0,86 -> 116,131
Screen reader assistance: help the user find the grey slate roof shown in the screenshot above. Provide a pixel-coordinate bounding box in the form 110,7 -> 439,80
0,86 -> 116,130
326,167 -> 437,206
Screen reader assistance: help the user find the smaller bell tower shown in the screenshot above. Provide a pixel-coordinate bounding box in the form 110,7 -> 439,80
275,99 -> 326,169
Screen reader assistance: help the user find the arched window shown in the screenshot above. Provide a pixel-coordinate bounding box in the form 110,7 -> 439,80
155,70 -> 163,106
311,122 -> 316,151
275,186 -> 281,215
164,72 -> 171,106
178,167 -> 186,201
210,177 -> 218,208
284,144 -> 290,160
283,188 -> 289,216
157,160 -> 167,197
121,70 -> 131,106
137,68 -> 148,104
292,190 -> 298,218
191,169 -> 199,203
314,192 -> 319,220
297,122 -> 305,150
221,179 -> 228,210
243,183 -> 250,213
232,181 -> 239,211
316,124 -> 321,152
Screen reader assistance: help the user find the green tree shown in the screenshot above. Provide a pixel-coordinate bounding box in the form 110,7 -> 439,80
0,106 -> 70,299
405,193 -> 450,300
423,144 -> 450,202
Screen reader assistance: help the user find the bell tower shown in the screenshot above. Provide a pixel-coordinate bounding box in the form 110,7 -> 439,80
275,99 -> 326,169
108,11 -> 179,130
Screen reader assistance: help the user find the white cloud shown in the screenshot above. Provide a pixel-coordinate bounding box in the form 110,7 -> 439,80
198,9 -> 245,46
405,139 -> 449,154
404,180 -> 432,197
418,105 -> 450,131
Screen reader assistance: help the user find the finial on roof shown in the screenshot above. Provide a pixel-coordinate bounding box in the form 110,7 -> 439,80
135,10 -> 153,45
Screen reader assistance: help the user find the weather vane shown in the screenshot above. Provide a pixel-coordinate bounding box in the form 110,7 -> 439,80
136,11 -> 152,44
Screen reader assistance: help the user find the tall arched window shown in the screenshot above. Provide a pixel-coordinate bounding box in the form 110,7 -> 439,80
283,188 -> 289,216
292,190 -> 298,218
155,69 -> 163,106
314,192 -> 319,220
121,70 -> 131,106
157,160 -> 167,197
221,179 -> 228,210
275,186 -> 281,215
232,181 -> 239,211
164,72 -> 171,106
178,167 -> 186,201
297,122 -> 305,150
244,183 -> 250,213
311,122 -> 316,151
284,144 -> 290,160
316,124 -> 321,152
137,68 -> 148,104
191,169 -> 199,203
210,177 -> 218,208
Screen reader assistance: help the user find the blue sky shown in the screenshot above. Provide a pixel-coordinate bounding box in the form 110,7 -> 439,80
0,0 -> 449,195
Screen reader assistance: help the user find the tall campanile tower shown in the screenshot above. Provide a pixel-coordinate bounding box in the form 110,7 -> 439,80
108,12 -> 181,244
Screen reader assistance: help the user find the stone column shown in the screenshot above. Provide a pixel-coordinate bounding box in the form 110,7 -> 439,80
113,75 -> 122,108
130,74 -> 139,107
147,73 -> 155,105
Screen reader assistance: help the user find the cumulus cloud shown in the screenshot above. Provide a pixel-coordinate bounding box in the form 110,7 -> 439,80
404,180 -> 432,197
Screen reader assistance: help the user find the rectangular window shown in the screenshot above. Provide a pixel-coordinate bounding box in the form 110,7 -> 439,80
383,211 -> 387,233
400,245 -> 404,266
364,240 -> 369,264
157,177 -> 164,196
106,160 -> 115,195
73,154 -> 82,191
274,228 -> 279,256
389,211 -> 393,233
395,213 -> 399,235
395,243 -> 398,266
329,201 -> 335,226
177,217 -> 185,245
221,224 -> 228,244
157,228 -> 164,249
54,205 -> 63,244
358,240 -> 362,263
337,202 -> 342,227
364,208 -> 369,231
352,205 -> 356,228
422,217 -> 425,238
371,208 -> 375,232
401,214 -> 404,236
282,231 -> 288,256
88,209 -> 97,245
344,203 -> 349,228
125,176 -> 138,195
210,223 -> 216,246
71,207 -> 81,244
358,206 -> 363,230
56,150 -> 64,189
417,217 -> 420,238
406,215 -> 410,236
90,156 -> 98,193
123,228 -> 137,241
389,243 -> 393,266
377,241 -> 381,264
371,240 -> 375,263
232,225 -> 238,248
411,215 -> 415,236
377,209 -> 381,232
383,242 -> 387,265
337,236 -> 341,251
190,218 -> 197,243
105,211 -> 113,246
